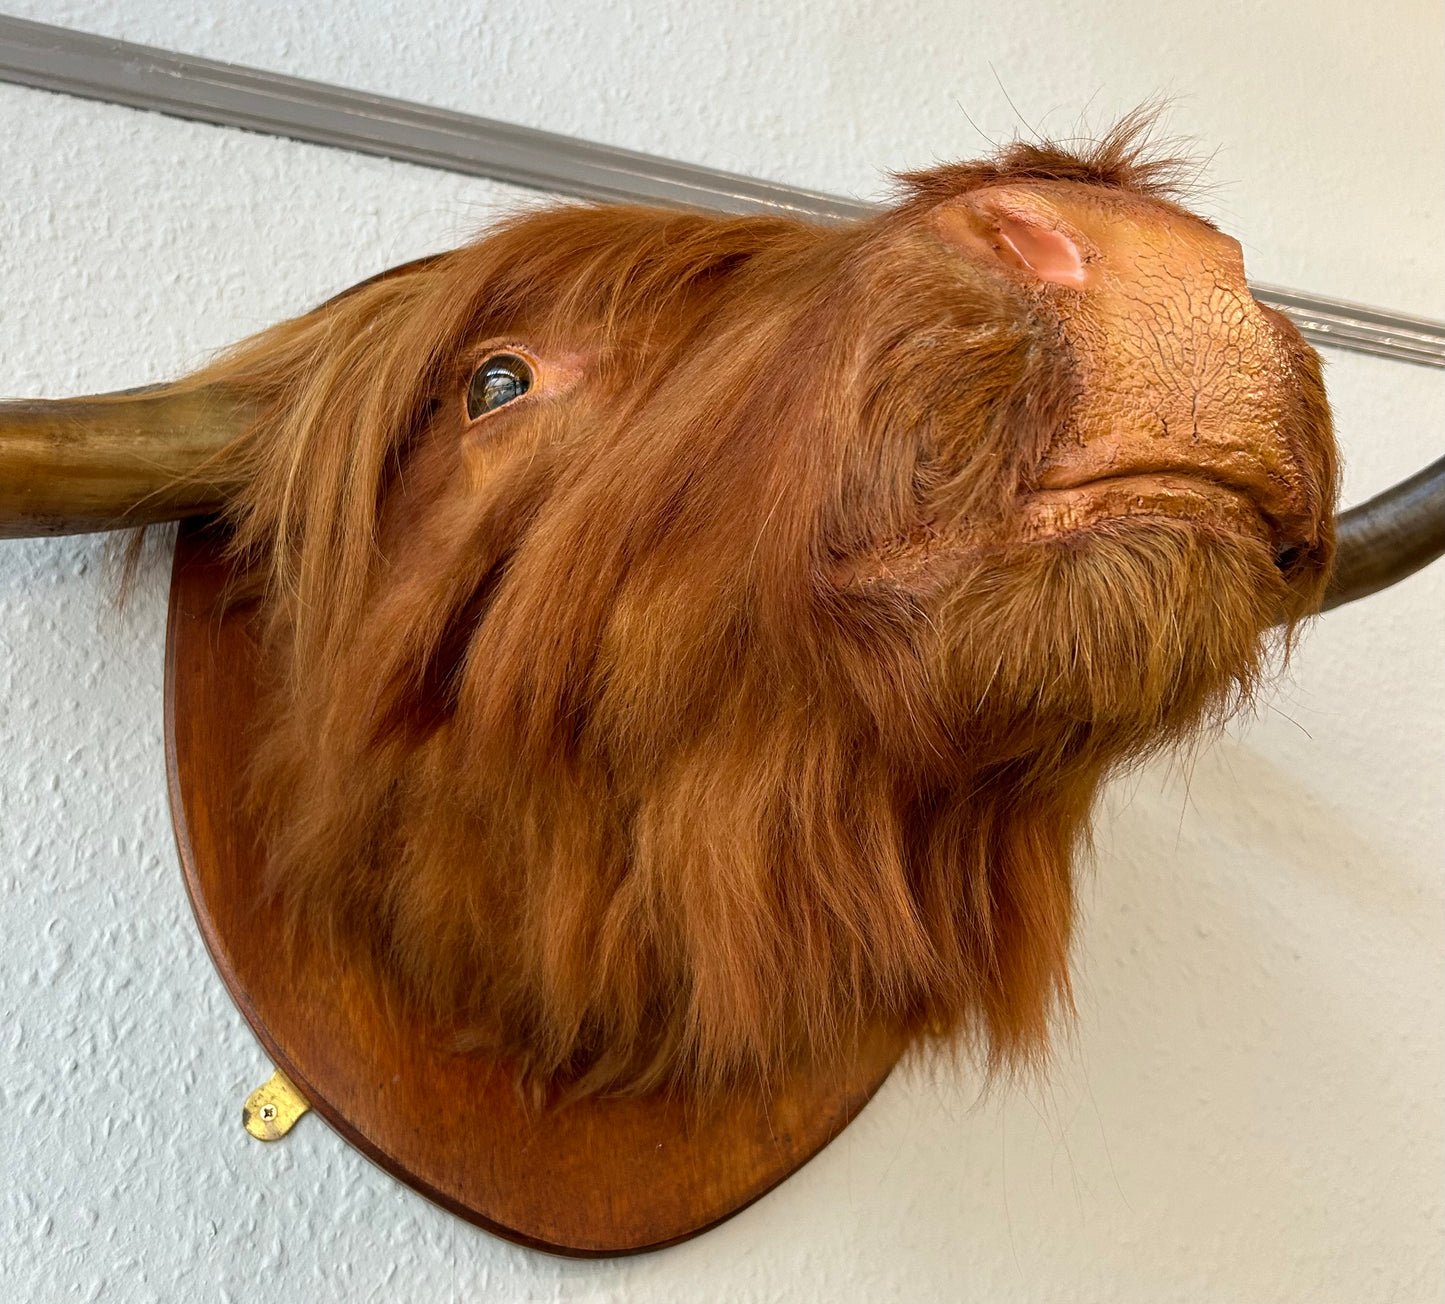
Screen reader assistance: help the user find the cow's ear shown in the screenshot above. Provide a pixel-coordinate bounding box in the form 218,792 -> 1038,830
933,198 -> 1090,289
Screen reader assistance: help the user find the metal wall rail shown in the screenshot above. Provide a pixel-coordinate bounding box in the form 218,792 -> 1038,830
3,14 -> 1442,369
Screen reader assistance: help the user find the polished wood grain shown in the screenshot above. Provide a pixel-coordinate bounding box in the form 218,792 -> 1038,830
164,519 -> 901,1255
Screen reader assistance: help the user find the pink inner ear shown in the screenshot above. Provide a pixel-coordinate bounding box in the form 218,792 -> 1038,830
991,213 -> 1087,287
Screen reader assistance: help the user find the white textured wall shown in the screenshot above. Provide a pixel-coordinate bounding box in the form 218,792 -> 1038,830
1,2 -> 1440,1299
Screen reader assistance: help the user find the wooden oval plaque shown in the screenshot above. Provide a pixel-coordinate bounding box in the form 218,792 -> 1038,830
163,519 -> 901,1255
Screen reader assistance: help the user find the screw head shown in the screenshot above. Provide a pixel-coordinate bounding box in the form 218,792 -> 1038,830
259,1103 -> 278,1122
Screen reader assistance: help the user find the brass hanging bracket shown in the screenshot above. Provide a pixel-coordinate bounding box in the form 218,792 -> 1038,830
242,1068 -> 311,1141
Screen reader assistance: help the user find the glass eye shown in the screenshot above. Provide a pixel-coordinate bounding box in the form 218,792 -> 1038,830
467,352 -> 532,419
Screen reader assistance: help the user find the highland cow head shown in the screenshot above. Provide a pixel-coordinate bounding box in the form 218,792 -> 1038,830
0,123 -> 1340,1097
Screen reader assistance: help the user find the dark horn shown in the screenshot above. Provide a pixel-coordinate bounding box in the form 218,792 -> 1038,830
0,383 -> 251,538
1322,455 -> 1445,611
4,355 -> 1440,612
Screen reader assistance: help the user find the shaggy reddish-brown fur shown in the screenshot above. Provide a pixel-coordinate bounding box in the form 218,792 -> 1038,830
186,119 -> 1337,1097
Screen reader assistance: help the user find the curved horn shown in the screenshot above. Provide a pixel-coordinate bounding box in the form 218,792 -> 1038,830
3,372 -> 1440,613
0,383 -> 250,538
1322,454 -> 1445,611
0,255 -> 444,542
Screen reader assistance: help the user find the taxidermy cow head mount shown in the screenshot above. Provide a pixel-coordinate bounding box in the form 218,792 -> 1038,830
1,121 -> 1339,1099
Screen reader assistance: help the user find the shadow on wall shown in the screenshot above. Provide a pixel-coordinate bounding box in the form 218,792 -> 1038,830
1074,721 -> 1440,1084
1102,725 -> 1436,925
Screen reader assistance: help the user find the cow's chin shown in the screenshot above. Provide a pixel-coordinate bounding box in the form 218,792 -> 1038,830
922,514 -> 1305,762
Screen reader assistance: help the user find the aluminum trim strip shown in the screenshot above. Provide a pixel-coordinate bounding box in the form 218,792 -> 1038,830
2,14 -> 1441,368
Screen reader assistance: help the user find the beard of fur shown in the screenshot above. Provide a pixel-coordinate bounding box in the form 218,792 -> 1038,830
248,508 -> 1295,1099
